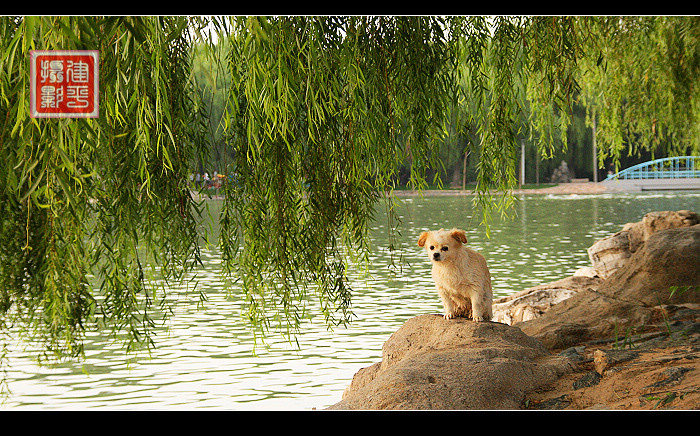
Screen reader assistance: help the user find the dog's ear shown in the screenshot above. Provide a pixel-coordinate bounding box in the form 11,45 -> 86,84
417,231 -> 429,247
450,229 -> 468,244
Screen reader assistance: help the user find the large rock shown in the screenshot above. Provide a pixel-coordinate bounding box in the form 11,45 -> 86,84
588,210 -> 698,278
587,230 -> 633,279
500,210 -> 697,326
328,315 -> 573,410
492,276 -> 602,325
638,210 -> 699,241
519,225 -> 700,352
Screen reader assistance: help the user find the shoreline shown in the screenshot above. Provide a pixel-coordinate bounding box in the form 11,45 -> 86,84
195,182 -> 700,202
392,182 -> 608,197
193,182 -> 610,201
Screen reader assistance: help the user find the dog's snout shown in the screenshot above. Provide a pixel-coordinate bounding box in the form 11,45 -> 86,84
433,252 -> 441,260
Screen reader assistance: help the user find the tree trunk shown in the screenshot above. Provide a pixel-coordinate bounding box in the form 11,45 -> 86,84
462,148 -> 469,190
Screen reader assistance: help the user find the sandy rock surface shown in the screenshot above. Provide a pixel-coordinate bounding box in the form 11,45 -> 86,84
329,315 -> 573,410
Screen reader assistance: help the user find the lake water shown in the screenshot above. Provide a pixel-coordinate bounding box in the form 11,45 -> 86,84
2,192 -> 699,410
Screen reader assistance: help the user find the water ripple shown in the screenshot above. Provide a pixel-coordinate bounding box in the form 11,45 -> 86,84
2,193 -> 699,410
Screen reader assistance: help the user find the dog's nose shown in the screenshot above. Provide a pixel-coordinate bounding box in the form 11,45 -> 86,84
433,252 -> 440,260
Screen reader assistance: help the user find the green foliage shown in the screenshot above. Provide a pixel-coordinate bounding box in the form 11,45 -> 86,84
191,36 -> 232,168
419,17 -> 699,186
216,16 -> 457,335
0,17 -> 207,365
577,17 -> 700,171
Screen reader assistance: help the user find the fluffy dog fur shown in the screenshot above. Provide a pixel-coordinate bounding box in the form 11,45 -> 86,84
417,228 -> 493,321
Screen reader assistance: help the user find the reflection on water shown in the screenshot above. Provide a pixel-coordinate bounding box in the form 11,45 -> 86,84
3,192 -> 699,410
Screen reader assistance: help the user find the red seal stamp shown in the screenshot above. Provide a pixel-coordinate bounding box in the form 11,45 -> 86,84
30,50 -> 99,118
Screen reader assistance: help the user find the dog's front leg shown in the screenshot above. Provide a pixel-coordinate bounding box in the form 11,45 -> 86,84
438,289 -> 457,320
470,294 -> 491,322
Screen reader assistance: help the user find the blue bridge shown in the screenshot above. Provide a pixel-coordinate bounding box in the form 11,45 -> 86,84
602,156 -> 700,191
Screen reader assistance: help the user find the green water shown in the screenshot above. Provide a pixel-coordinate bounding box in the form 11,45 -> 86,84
2,192 -> 699,410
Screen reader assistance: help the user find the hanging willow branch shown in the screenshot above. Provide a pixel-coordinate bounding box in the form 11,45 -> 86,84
217,16 -> 459,337
0,16 -> 208,362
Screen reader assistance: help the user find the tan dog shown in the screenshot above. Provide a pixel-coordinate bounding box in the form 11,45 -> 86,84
417,228 -> 493,321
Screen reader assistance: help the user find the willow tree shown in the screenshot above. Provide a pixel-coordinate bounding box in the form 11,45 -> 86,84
575,16 -> 700,171
1,16 -> 698,371
0,16 -> 209,365
216,16 -> 461,336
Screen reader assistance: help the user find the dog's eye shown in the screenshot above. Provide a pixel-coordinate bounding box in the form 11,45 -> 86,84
441,246 -> 449,251
429,246 -> 434,250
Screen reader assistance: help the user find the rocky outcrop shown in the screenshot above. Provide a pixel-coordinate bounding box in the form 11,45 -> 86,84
493,210 -> 698,326
492,276 -> 602,325
328,315 -> 574,410
587,231 -> 633,279
518,224 -> 700,352
328,213 -> 699,410
588,210 -> 698,279
524,305 -> 700,410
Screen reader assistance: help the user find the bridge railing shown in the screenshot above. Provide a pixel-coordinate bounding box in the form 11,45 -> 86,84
604,156 -> 700,181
